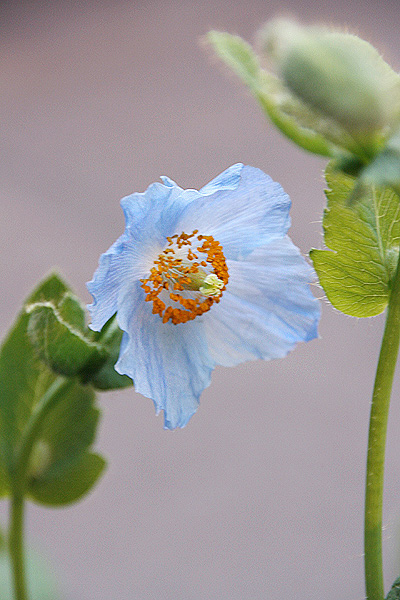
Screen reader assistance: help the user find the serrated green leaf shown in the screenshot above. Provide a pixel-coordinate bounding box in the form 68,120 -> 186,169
310,164 -> 400,316
29,452 -> 106,506
26,302 -> 107,378
386,576 -> 400,600
90,318 -> 133,390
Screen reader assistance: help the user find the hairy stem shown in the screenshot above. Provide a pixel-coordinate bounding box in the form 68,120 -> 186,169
364,247 -> 400,600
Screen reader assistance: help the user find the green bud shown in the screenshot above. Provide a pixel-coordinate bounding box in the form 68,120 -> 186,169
260,19 -> 400,154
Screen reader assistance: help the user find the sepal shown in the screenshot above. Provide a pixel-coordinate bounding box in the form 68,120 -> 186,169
90,318 -> 133,390
26,301 -> 108,379
25,279 -> 131,389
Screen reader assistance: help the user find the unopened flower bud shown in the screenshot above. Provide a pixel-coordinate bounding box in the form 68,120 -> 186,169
260,19 -> 400,150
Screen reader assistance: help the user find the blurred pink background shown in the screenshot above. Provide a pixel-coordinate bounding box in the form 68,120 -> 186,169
1,1 -> 400,599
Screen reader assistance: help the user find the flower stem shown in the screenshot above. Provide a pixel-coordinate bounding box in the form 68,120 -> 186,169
364,247 -> 400,600
9,492 -> 26,600
8,376 -> 74,600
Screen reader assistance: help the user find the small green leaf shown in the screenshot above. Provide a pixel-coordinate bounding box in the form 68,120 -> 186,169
26,302 -> 107,378
90,318 -> 133,390
29,452 -> 106,506
27,381 -> 99,481
0,273 -> 106,505
0,274 -> 69,470
206,31 -> 333,157
206,31 -> 261,90
386,576 -> 400,600
24,379 -> 106,506
310,164 -> 400,316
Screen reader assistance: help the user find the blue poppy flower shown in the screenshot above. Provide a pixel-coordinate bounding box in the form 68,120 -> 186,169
87,164 -> 320,429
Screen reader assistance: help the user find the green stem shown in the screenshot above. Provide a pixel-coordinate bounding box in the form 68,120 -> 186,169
8,376 -> 74,600
364,245 -> 400,600
9,493 -> 26,600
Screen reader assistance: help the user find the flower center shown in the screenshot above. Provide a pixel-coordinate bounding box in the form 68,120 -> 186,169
141,230 -> 229,324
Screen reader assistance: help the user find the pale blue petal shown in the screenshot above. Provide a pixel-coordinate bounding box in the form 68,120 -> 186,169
115,283 -> 215,429
199,163 -> 244,196
87,234 -> 139,331
88,177 -> 193,331
121,178 -> 191,243
204,237 -> 320,366
177,165 -> 291,259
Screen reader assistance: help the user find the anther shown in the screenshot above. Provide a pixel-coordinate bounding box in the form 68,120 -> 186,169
140,230 -> 229,324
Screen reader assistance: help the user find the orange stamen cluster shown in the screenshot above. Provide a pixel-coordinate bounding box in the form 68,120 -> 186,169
141,230 -> 229,324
